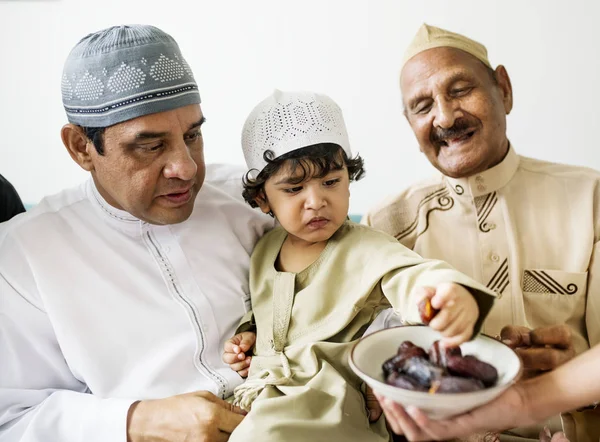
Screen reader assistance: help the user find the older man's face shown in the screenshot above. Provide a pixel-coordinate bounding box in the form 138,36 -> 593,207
89,104 -> 206,225
400,47 -> 512,178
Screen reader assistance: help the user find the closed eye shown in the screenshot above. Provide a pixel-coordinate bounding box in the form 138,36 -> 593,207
450,87 -> 473,97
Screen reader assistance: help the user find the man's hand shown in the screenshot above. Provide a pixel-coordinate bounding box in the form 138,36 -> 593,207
364,386 -> 383,422
539,427 -> 569,442
500,325 -> 575,377
127,391 -> 246,442
223,332 -> 256,377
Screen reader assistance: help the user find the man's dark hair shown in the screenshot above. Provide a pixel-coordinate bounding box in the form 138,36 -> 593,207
242,143 -> 365,210
82,126 -> 106,155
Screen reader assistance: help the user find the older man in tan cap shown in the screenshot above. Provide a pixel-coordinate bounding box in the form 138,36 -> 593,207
364,24 -> 600,442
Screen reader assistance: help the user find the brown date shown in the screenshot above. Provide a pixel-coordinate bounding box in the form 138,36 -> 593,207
383,342 -> 428,377
446,355 -> 498,387
386,372 -> 427,391
402,357 -> 444,388
418,298 -> 439,325
432,376 -> 485,393
428,340 -> 461,368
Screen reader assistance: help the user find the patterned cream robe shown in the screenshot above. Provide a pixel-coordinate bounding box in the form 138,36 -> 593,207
229,222 -> 496,442
364,147 -> 600,442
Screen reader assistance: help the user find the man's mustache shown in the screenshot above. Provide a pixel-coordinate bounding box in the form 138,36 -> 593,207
431,118 -> 477,144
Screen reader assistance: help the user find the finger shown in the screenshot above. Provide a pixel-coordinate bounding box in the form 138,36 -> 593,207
500,325 -> 532,348
430,282 -> 458,310
384,400 -> 431,440
516,347 -> 571,371
229,358 -> 251,372
539,426 -> 552,442
364,386 -> 383,422
238,368 -> 249,378
215,404 -> 246,433
550,431 -> 569,442
238,332 -> 256,352
414,286 -> 436,303
530,325 -> 572,349
223,340 -> 237,353
222,352 -> 241,364
440,326 -> 473,348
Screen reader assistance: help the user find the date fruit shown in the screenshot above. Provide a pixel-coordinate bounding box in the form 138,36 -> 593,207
431,376 -> 485,393
418,298 -> 439,325
428,340 -> 461,368
446,355 -> 498,387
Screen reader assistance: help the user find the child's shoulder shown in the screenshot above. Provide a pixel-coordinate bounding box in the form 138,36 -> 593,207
252,224 -> 287,253
336,221 -> 402,247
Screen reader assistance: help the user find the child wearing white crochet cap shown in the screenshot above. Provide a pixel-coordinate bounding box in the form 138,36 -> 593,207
222,90 -> 497,442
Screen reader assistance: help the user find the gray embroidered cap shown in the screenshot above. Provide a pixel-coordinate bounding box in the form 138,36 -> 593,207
61,24 -> 201,127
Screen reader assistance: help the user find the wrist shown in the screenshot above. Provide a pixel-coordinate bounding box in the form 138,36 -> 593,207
127,400 -> 149,442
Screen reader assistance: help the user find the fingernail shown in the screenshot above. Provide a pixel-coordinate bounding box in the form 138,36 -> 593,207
502,339 -> 513,346
543,426 -> 551,438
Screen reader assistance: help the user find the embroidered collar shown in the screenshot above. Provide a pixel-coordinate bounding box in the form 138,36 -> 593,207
444,145 -> 519,198
87,179 -> 145,236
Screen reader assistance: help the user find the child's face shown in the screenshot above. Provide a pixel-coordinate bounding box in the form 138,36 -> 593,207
259,161 -> 350,245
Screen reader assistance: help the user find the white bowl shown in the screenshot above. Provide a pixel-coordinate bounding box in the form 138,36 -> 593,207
349,325 -> 522,419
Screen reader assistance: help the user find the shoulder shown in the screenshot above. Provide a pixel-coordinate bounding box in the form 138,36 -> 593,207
0,182 -> 89,244
362,175 -> 451,244
518,155 -> 600,183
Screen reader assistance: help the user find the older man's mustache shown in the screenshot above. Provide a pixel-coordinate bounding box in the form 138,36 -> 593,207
431,118 -> 478,145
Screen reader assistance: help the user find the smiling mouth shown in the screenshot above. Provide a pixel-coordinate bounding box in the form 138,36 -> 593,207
439,130 -> 476,147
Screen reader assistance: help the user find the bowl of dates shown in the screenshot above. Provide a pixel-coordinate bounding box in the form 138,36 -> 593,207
349,326 -> 522,419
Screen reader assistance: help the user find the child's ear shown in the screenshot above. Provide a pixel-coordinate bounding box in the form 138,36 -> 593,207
255,192 -> 271,215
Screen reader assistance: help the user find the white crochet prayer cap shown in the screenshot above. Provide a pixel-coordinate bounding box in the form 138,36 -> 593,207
242,90 -> 352,175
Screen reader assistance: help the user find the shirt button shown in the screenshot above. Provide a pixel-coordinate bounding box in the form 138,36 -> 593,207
491,253 -> 500,262
475,176 -> 484,183
477,184 -> 486,192
489,223 -> 497,230
164,246 -> 171,253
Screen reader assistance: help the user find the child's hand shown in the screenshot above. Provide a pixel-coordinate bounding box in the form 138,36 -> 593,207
223,332 -> 256,378
416,283 -> 479,347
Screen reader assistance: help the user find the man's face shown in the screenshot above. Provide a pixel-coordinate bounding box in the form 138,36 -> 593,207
89,104 -> 206,225
400,47 -> 512,178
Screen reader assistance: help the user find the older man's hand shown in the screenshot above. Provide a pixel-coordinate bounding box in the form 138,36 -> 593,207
127,391 -> 246,442
500,325 -> 575,378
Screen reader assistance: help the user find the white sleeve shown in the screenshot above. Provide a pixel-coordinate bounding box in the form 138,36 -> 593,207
0,273 -> 135,442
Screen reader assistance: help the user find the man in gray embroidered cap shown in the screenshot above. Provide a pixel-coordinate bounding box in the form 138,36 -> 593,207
364,24 -> 600,442
0,25 -> 273,441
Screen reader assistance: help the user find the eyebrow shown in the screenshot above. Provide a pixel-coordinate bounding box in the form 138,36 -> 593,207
274,176 -> 305,186
133,116 -> 206,140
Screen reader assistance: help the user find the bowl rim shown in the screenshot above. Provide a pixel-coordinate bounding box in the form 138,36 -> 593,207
349,325 -> 523,397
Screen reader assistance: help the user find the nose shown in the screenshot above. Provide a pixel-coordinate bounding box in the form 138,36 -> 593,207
163,141 -> 197,181
304,185 -> 326,211
432,95 -> 459,129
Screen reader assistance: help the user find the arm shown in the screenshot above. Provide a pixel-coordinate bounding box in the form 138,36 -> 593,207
376,343 -> 600,440
0,273 -> 135,442
377,250 -> 496,338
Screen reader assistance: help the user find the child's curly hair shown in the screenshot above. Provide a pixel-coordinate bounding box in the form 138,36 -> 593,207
242,143 -> 365,211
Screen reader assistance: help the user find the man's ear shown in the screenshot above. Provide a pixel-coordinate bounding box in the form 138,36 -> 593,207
254,190 -> 272,215
494,65 -> 513,115
61,124 -> 95,172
